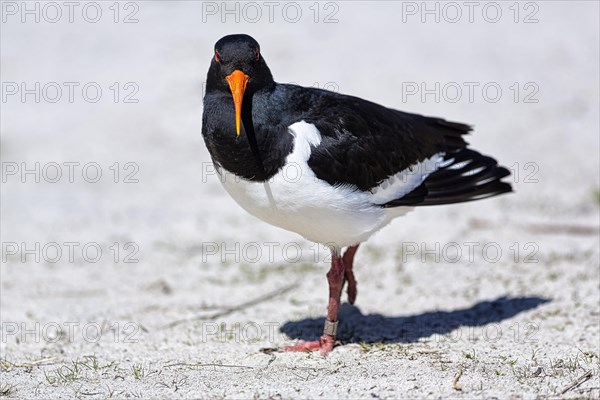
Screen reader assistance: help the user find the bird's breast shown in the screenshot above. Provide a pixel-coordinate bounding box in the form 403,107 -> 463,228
215,121 -> 393,248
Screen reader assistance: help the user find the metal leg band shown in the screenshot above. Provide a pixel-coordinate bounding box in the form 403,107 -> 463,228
323,320 -> 338,336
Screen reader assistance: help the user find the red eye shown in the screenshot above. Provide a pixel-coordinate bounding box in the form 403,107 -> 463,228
215,50 -> 220,62
255,49 -> 260,61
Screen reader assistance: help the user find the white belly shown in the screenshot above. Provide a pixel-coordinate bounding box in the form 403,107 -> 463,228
217,121 -> 413,249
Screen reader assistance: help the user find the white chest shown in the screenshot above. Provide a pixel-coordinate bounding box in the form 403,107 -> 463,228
217,121 -> 391,248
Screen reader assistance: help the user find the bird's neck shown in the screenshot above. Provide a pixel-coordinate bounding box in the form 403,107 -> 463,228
202,86 -> 295,182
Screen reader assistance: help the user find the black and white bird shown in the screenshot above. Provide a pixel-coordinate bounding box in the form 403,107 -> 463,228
201,34 -> 512,354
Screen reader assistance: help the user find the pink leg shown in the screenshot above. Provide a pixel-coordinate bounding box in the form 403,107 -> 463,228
284,252 -> 345,355
342,244 -> 360,305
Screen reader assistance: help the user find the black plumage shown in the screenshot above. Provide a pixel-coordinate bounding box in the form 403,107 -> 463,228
202,39 -> 511,206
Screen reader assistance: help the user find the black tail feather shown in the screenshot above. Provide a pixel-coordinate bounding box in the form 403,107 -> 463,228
385,148 -> 512,207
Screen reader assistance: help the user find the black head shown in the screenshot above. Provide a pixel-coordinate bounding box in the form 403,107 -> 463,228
206,34 -> 275,135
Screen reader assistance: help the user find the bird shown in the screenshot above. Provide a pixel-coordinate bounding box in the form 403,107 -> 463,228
201,34 -> 512,354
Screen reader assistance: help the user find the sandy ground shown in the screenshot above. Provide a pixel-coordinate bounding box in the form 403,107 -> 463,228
1,1 -> 599,398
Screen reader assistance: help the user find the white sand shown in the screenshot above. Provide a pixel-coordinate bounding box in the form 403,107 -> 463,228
1,1 -> 599,398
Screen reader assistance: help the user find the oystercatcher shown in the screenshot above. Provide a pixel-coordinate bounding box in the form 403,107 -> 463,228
201,34 -> 512,354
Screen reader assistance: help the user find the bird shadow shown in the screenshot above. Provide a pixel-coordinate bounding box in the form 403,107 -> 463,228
280,296 -> 549,344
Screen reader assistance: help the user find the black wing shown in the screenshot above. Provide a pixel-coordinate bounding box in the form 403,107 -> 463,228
300,89 -> 511,205
385,148 -> 512,207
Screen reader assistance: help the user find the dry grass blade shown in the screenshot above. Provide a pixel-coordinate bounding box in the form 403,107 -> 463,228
160,283 -> 298,329
163,362 -> 254,369
559,370 -> 593,395
1,357 -> 58,371
452,367 -> 463,391
526,224 -> 600,236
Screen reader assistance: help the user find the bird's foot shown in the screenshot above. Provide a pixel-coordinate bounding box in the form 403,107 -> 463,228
283,334 -> 335,355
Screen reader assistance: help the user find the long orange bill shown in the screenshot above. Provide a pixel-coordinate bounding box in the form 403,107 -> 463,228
225,70 -> 250,136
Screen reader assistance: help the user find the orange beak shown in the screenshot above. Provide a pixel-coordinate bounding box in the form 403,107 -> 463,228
225,70 -> 250,136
